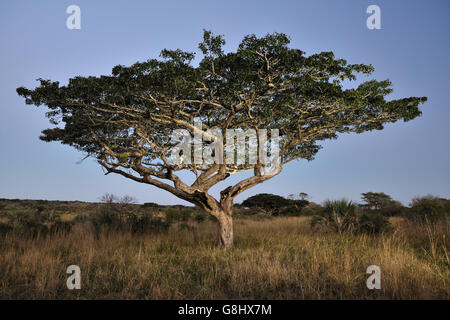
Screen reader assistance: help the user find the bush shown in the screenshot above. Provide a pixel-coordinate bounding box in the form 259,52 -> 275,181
165,207 -> 188,222
142,202 -> 159,208
129,213 -> 171,234
242,193 -> 292,215
0,222 -> 12,236
311,199 -> 391,234
278,206 -> 301,216
301,202 -> 324,216
193,212 -> 207,223
311,199 -> 358,234
358,212 -> 392,234
73,213 -> 87,223
89,209 -> 122,238
408,196 -> 449,223
49,221 -> 73,235
17,219 -> 49,237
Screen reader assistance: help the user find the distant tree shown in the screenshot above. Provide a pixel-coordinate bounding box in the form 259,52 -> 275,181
298,192 -> 310,201
242,193 -> 292,215
360,192 -> 403,216
288,192 -> 310,201
17,30 -> 426,249
242,193 -> 308,216
361,192 -> 393,210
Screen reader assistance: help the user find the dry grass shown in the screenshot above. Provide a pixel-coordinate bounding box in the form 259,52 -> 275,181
0,217 -> 448,299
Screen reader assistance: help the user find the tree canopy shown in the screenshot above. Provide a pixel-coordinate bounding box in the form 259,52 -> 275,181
17,30 -> 427,248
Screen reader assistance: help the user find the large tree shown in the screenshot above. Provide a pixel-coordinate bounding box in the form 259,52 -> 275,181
17,30 -> 426,249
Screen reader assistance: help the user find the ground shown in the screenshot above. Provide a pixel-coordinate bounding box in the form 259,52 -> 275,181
0,215 -> 448,299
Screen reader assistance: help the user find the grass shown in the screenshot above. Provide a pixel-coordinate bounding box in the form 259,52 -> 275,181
0,216 -> 448,299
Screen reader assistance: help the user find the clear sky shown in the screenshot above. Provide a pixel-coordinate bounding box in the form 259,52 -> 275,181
0,0 -> 449,205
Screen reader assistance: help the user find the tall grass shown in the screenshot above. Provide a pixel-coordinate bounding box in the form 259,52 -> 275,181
0,217 -> 448,299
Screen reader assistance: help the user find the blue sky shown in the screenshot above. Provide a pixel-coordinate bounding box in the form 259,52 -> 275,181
0,0 -> 449,205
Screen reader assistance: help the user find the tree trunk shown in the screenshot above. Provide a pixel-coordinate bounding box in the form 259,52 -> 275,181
217,212 -> 233,250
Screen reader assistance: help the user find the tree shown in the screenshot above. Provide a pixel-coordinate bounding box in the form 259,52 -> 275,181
241,193 -> 292,215
298,192 -> 310,201
360,192 -> 403,216
360,192 -> 393,210
17,30 -> 427,249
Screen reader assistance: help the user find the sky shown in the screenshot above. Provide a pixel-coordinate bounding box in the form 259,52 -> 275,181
0,0 -> 449,206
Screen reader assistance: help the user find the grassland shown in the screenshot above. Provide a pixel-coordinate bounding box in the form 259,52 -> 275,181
0,214 -> 448,299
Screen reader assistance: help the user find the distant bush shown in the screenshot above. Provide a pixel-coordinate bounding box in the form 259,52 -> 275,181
301,202 -> 324,216
142,202 -> 159,208
311,199 -> 391,234
73,213 -> 87,223
49,221 -> 73,235
358,212 -> 392,234
0,222 -> 12,236
311,199 -> 358,234
278,206 -> 301,216
128,213 -> 170,234
165,207 -> 189,222
17,219 -> 49,237
407,196 -> 449,223
242,193 -> 291,215
242,193 -> 309,216
193,212 -> 207,223
377,202 -> 404,217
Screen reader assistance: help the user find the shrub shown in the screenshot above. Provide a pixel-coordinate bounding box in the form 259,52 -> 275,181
165,207 -> 187,222
0,222 -> 12,236
311,199 -> 358,234
358,212 -> 392,234
73,213 -> 87,223
278,206 -> 301,216
242,193 -> 292,215
129,213 -> 171,234
89,209 -> 122,237
17,219 -> 49,237
193,212 -> 207,223
142,202 -> 159,208
408,196 -> 449,223
301,202 -> 324,216
49,221 -> 73,235
311,199 -> 391,234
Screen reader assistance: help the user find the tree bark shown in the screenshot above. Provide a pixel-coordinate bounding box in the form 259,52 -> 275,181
217,211 -> 233,250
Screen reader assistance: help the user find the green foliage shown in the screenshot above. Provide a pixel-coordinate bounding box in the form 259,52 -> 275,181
358,212 -> 392,234
311,199 -> 358,234
242,193 -> 309,216
142,202 -> 159,208
0,222 -> 13,236
16,217 -> 49,238
193,212 -> 207,223
16,30 -> 427,213
301,202 -> 324,216
49,221 -> 73,235
407,196 -> 449,223
165,207 -> 189,222
73,213 -> 87,223
360,192 -> 404,216
128,213 -> 170,234
311,199 -> 391,234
